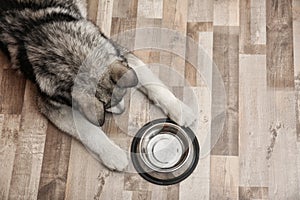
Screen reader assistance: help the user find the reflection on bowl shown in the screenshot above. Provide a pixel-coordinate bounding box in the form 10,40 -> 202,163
131,118 -> 200,185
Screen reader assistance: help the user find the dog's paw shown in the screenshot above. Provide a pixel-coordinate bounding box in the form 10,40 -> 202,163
100,145 -> 129,171
168,99 -> 197,127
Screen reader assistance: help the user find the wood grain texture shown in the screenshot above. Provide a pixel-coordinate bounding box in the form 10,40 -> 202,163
37,123 -> 72,200
0,0 -> 300,199
87,0 -> 99,23
0,114 -> 20,200
210,156 -> 239,199
96,0 -> 114,36
159,0 -> 188,86
137,0 -> 163,19
239,187 -> 268,200
64,139 -> 109,200
267,91 -> 299,199
266,0 -> 294,88
0,70 -> 26,114
8,82 -> 48,200
250,0 -> 266,45
240,0 -> 266,54
211,26 -> 239,156
180,87 -> 211,200
294,0 -> 300,75
187,0 -> 213,22
294,0 -> 300,142
213,0 -> 239,26
239,55 -> 269,187
111,17 -> 137,51
197,30 -> 213,87
112,0 -> 138,18
185,22 -> 213,86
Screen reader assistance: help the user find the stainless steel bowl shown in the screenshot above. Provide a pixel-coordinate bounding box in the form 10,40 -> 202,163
131,118 -> 200,185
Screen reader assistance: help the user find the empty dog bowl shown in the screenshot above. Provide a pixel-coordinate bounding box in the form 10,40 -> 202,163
131,118 -> 199,185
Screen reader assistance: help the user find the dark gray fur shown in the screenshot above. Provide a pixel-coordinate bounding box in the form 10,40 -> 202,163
0,0 -> 138,126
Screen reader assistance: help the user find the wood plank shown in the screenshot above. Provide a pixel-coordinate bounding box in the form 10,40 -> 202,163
132,191 -> 152,200
159,0 -> 188,86
239,0 -> 251,54
187,22 -> 213,40
123,191 -> 133,200
0,70 -> 26,114
187,0 -> 213,22
124,173 -> 152,192
134,18 -> 162,79
112,0 -> 138,18
179,87 -> 211,200
266,0 -> 294,88
87,0 -> 100,23
111,17 -> 137,51
294,0 -> 300,141
210,156 -> 239,199
162,0 -> 187,32
8,81 -> 48,200
239,55 -> 269,187
0,114 -> 20,200
240,0 -> 266,54
124,87 -> 152,193
239,187 -> 268,200
197,30 -> 213,87
37,123 -> 72,200
96,171 -> 126,200
294,0 -> 300,74
268,91 -> 299,199
133,51 -> 160,65
185,22 -> 213,86
96,0 -> 114,36
136,18 -> 162,28
213,0 -> 239,26
239,54 -> 298,198
250,0 -> 266,45
211,26 -> 239,156
297,142 -> 300,197
64,139 -> 112,200
150,185 -> 179,200
296,83 -> 300,141
65,136 -> 128,199
137,0 -> 163,19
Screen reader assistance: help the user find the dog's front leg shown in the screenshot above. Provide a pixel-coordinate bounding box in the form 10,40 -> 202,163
126,54 -> 197,127
37,97 -> 128,171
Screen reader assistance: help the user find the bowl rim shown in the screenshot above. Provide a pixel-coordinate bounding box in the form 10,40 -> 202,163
131,118 -> 200,186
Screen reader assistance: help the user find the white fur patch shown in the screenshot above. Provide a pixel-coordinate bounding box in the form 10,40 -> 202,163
106,98 -> 125,114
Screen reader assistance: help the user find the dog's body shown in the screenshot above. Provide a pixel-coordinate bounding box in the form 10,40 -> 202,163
0,0 -> 196,171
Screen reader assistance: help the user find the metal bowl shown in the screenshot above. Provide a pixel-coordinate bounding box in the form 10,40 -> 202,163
131,118 -> 200,185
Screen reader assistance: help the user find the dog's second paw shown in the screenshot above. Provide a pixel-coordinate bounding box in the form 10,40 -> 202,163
99,145 -> 129,171
168,99 -> 197,127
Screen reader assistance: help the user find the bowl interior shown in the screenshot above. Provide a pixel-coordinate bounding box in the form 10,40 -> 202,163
139,122 -> 192,173
131,118 -> 200,185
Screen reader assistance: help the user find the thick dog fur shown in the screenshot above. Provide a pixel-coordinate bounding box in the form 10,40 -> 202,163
0,0 -> 196,171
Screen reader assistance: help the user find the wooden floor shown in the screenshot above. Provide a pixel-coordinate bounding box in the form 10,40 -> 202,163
1,0 -> 300,199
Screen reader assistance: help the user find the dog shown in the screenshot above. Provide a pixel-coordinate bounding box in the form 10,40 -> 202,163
0,0 -> 196,171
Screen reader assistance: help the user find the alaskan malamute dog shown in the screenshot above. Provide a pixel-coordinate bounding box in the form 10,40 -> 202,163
0,0 -> 195,171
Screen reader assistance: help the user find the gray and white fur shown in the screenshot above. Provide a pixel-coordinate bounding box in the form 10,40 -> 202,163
0,0 -> 196,171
